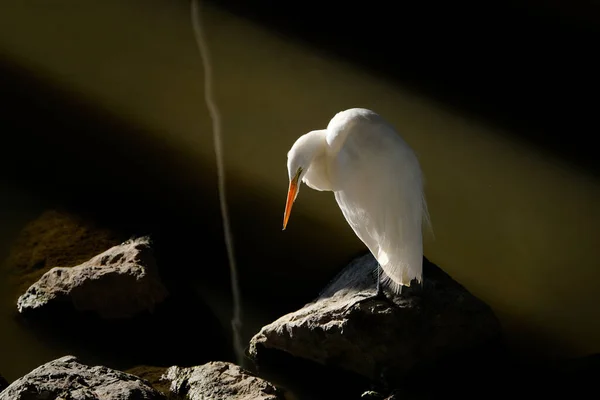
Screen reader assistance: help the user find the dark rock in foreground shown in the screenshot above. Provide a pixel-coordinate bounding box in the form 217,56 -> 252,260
0,374 -> 8,393
0,355 -> 165,400
163,361 -> 284,400
249,253 -> 503,385
17,236 -> 168,319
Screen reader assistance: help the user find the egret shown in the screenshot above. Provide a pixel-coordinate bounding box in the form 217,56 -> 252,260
282,108 -> 430,297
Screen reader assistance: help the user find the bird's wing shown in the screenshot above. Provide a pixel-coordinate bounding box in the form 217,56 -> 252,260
331,128 -> 425,291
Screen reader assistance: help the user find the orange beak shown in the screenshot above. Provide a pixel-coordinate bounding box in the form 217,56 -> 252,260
282,176 -> 299,230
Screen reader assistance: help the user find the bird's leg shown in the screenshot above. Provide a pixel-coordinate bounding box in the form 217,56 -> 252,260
375,263 -> 383,297
357,264 -> 398,307
361,263 -> 394,304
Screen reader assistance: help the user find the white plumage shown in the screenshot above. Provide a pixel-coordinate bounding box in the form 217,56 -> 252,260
283,108 -> 430,294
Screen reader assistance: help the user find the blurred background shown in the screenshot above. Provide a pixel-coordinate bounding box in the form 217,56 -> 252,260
0,0 -> 598,386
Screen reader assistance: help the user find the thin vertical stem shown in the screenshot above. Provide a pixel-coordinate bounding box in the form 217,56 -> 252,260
191,0 -> 245,366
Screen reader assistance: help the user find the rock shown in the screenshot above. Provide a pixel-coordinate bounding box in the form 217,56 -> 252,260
17,235 -> 168,319
249,253 -> 502,385
4,209 -> 125,295
0,374 -> 8,392
163,361 -> 284,400
0,355 -> 166,400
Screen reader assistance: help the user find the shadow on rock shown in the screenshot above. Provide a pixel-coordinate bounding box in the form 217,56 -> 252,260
251,345 -> 374,400
14,281 -> 231,372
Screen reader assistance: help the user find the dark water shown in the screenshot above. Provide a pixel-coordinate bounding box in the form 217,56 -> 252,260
0,0 -> 599,396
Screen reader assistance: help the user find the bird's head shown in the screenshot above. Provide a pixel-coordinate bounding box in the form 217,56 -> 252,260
283,130 -> 324,230
283,150 -> 307,231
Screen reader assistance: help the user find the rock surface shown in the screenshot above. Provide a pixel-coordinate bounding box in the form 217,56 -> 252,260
17,236 -> 168,319
4,209 -> 125,294
249,253 -> 502,384
0,355 -> 166,400
163,361 -> 284,400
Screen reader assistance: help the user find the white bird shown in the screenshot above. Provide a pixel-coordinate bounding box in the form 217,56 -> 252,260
282,108 -> 430,297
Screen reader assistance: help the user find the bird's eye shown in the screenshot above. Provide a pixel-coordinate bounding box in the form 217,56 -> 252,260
295,167 -> 303,179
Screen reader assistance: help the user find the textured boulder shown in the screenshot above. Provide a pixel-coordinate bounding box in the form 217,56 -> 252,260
17,236 -> 168,319
4,209 -> 125,294
163,361 -> 284,400
249,253 -> 502,384
0,355 -> 165,400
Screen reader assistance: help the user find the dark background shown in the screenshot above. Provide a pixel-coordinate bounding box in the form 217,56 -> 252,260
208,0 -> 599,175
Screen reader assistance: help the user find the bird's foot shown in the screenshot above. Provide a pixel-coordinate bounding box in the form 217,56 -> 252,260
359,273 -> 397,306
359,287 -> 397,308
401,279 -> 424,298
361,279 -> 423,306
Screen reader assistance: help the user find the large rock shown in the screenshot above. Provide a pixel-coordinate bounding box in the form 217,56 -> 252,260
4,209 -> 125,294
0,355 -> 166,400
249,253 -> 502,385
17,236 -> 168,319
163,361 -> 284,400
